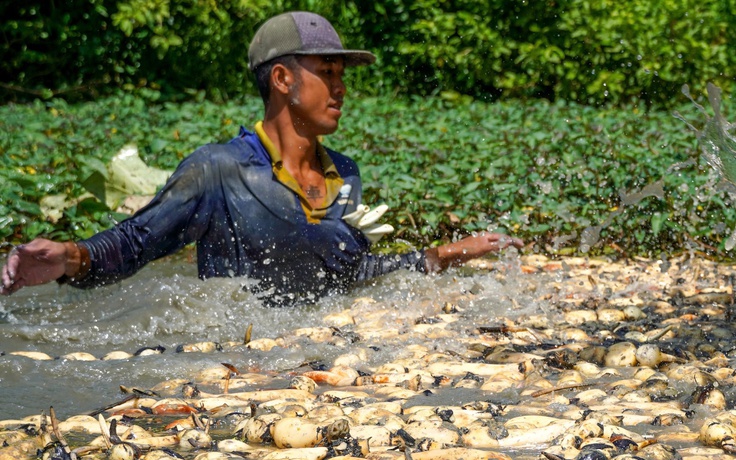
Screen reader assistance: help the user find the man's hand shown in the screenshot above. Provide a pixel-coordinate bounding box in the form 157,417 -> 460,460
1,239 -> 81,295
425,232 -> 524,273
343,204 -> 394,243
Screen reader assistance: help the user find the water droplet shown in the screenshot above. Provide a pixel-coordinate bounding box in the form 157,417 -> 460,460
726,227 -> 736,251
339,242 -> 346,250
537,181 -> 553,194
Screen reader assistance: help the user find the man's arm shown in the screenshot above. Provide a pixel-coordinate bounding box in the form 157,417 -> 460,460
424,232 -> 524,272
1,239 -> 91,294
353,231 -> 524,283
1,145 -> 220,295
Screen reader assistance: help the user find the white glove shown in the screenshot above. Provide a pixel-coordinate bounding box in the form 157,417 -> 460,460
343,204 -> 394,243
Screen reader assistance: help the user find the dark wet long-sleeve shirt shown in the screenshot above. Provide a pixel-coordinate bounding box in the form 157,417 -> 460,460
70,125 -> 426,303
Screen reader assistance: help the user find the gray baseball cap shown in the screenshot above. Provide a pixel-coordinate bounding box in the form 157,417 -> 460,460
248,12 -> 376,71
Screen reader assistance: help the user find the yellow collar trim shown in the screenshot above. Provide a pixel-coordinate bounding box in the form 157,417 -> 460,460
255,121 -> 339,176
255,121 -> 282,165
254,121 -> 344,223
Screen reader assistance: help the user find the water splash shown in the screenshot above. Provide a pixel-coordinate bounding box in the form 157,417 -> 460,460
577,180 -> 665,253
580,84 -> 736,254
675,83 -> 736,250
677,83 -> 736,185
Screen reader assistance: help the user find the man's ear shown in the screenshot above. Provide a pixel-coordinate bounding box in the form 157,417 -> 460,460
271,64 -> 293,96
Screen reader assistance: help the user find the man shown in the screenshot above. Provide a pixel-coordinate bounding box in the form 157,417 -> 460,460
0,11 -> 523,304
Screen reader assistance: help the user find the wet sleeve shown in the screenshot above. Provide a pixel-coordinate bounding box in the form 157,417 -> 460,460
354,250 -> 428,281
67,150 -> 213,289
338,157 -> 429,281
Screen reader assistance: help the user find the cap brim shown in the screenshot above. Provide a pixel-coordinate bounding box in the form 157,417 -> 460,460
292,49 -> 376,67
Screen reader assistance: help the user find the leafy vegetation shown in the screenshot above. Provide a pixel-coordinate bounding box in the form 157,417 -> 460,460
2,92 -> 735,260
1,0 -> 733,107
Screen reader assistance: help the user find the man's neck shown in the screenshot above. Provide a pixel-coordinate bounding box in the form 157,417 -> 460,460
262,117 -> 320,174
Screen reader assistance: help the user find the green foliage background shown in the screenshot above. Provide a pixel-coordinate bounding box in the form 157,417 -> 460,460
2,0 -> 736,259
2,93 -> 735,260
2,0 -> 734,106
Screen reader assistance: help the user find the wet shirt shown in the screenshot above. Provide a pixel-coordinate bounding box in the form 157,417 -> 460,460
70,126 -> 426,303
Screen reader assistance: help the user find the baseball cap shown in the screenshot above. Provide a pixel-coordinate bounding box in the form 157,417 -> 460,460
248,12 -> 376,71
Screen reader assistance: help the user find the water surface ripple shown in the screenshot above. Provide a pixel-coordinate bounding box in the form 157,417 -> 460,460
0,252 -> 537,421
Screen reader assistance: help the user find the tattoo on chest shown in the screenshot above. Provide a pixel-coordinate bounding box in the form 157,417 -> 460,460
306,185 -> 322,200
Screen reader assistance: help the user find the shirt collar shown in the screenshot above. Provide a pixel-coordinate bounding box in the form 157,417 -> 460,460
254,121 -> 339,177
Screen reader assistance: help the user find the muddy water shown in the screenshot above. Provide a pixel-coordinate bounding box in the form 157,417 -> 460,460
0,249 -> 541,421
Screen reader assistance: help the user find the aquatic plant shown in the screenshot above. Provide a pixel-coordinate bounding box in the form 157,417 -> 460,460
1,91 -> 734,259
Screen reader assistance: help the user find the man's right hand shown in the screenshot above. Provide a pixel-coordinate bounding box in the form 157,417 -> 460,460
1,239 -> 80,295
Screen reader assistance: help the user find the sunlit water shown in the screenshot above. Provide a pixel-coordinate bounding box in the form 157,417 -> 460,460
676,82 -> 736,250
576,83 -> 736,254
0,250 -> 546,421
679,83 -> 736,186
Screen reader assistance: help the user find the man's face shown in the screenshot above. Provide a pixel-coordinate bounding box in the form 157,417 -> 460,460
287,55 -> 347,137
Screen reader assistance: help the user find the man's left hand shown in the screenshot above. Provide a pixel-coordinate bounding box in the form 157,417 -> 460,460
425,232 -> 524,272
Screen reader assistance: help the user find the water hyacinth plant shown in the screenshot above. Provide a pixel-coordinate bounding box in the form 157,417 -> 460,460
1,91 -> 735,259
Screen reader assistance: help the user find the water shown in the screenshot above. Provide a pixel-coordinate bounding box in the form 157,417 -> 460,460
676,83 -> 736,250
679,83 -> 736,185
572,83 -> 736,254
0,251 -> 542,421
